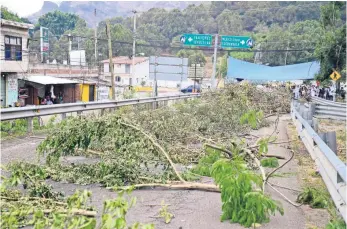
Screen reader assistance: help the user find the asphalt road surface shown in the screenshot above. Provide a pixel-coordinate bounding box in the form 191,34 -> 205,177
1,115 -> 318,229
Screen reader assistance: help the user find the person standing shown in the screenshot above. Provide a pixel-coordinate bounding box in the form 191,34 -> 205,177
311,86 -> 316,97
57,92 -> 63,104
294,85 -> 299,100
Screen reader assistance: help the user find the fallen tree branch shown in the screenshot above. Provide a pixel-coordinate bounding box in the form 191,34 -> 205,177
248,140 -> 296,149
238,133 -> 260,138
43,209 -> 97,217
196,134 -> 218,144
29,136 -> 46,139
76,148 -> 104,156
263,112 -> 288,119
109,182 -> 220,193
267,182 -> 303,207
119,120 -> 185,183
243,149 -> 266,193
1,208 -> 97,217
204,143 -> 232,158
265,150 -> 295,183
262,154 -> 286,160
0,196 -> 67,206
267,181 -> 302,192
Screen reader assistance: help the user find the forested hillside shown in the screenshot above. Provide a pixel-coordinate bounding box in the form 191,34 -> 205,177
1,1 -> 346,81
27,1 -> 203,25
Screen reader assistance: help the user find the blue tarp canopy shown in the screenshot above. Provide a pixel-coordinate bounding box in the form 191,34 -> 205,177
227,57 -> 320,81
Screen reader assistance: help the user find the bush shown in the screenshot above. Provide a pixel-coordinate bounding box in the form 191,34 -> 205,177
297,187 -> 329,208
260,158 -> 279,168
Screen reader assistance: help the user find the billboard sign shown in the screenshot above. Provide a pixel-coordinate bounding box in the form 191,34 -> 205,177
40,27 -> 49,61
149,56 -> 188,81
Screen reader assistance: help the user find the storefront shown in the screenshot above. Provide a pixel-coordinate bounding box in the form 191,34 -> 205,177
18,75 -> 78,106
77,83 -> 96,102
0,73 -> 19,107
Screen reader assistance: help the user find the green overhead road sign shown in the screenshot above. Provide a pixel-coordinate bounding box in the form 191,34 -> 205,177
180,34 -> 212,47
220,36 -> 254,49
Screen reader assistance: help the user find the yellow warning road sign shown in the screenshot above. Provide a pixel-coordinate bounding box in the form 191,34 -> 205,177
330,70 -> 341,81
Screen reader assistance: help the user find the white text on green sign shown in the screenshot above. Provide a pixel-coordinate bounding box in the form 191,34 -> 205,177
220,36 -> 253,49
182,34 -> 212,47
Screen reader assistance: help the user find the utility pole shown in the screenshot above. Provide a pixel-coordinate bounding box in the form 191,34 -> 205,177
211,34 -> 218,89
94,9 -> 98,64
194,61 -> 197,93
284,40 -> 290,66
254,43 -> 261,64
67,34 -> 73,65
94,9 -> 99,100
131,10 -> 137,87
106,20 -> 115,100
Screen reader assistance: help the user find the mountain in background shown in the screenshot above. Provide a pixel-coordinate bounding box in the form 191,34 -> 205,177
28,1 -> 204,26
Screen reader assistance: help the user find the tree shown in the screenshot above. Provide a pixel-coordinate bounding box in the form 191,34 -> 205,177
216,10 -> 243,35
161,9 -> 188,40
176,49 -> 206,66
315,2 -> 346,82
183,4 -> 211,34
1,6 -> 30,23
37,11 -> 82,36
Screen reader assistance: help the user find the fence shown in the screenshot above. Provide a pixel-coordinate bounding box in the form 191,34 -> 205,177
291,100 -> 346,222
1,93 -> 200,132
311,96 -> 346,120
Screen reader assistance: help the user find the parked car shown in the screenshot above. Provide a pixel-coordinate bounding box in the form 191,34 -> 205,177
181,85 -> 201,93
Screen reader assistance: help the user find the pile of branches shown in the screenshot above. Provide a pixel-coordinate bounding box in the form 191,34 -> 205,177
0,163 -> 153,228
1,85 -> 292,228
11,85 -> 290,187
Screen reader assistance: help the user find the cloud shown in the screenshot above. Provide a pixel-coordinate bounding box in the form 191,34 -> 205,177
0,0 -> 44,17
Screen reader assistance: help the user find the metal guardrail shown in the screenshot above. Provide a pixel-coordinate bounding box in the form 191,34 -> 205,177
291,102 -> 346,222
1,94 -> 200,121
311,97 -> 346,120
312,96 -> 346,107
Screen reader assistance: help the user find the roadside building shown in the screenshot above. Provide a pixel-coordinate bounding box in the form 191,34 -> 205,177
73,78 -> 112,102
76,81 -> 96,102
102,56 -> 149,86
18,75 -> 78,105
0,19 -> 34,107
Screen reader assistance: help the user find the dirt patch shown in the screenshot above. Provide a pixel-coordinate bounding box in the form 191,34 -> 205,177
286,122 -> 331,229
317,119 -> 346,163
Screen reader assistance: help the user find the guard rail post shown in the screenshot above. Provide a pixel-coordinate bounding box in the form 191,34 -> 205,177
291,100 -> 347,222
27,117 -> 33,133
312,117 -> 319,132
77,111 -> 82,115
100,109 -> 105,116
152,98 -> 157,110
61,113 -> 67,120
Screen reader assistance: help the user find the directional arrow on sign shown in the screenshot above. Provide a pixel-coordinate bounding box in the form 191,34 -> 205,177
181,33 -> 213,47
220,36 -> 253,49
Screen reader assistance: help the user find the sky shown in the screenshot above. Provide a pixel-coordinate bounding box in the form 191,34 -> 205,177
0,0 -> 46,17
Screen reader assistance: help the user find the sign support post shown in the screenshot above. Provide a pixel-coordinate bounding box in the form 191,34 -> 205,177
211,34 -> 218,89
40,27 -> 49,63
152,56 -> 157,109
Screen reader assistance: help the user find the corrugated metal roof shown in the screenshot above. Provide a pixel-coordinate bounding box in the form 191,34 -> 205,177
21,75 -> 78,85
227,57 -> 320,81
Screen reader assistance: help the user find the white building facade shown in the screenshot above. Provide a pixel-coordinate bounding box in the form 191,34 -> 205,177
0,19 -> 34,107
102,56 -> 203,89
102,56 -> 150,86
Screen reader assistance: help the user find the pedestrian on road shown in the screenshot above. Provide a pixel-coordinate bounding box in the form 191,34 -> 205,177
294,86 -> 299,100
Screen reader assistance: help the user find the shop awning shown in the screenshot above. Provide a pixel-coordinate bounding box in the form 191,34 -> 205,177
21,75 -> 78,85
